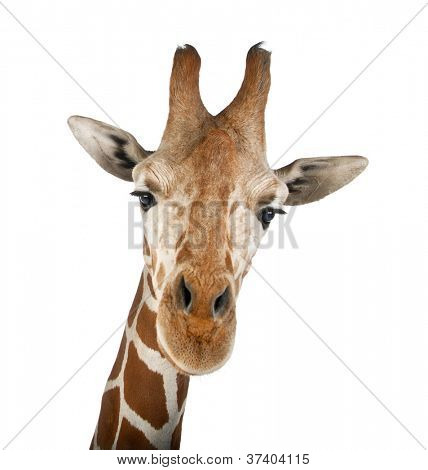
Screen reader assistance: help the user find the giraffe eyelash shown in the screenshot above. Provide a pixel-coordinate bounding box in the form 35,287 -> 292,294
130,190 -> 150,197
271,208 -> 287,215
258,206 -> 287,215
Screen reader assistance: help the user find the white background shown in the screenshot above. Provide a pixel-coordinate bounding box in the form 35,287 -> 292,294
1,0 -> 428,468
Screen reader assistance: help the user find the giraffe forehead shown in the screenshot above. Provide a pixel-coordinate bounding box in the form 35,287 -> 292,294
134,126 -> 274,199
177,131 -> 242,196
153,157 -> 275,204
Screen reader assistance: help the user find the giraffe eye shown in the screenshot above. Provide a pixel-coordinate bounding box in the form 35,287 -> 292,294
130,191 -> 157,211
138,192 -> 156,210
257,206 -> 286,229
258,207 -> 275,228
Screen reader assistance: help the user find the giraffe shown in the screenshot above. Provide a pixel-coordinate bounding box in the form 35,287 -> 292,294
68,43 -> 368,449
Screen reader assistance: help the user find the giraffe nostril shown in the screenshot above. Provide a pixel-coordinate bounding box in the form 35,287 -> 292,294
179,276 -> 192,312
212,286 -> 230,318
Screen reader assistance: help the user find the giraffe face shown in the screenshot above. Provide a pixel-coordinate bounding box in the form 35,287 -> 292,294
68,43 -> 368,376
131,129 -> 288,375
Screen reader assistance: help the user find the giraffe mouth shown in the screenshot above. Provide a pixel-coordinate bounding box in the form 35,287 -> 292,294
156,336 -> 194,376
156,303 -> 237,376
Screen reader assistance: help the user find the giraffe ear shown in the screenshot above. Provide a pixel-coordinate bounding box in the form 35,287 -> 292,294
274,156 -> 368,206
67,116 -> 151,181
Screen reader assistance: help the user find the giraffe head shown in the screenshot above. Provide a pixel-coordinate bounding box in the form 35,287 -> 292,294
68,44 -> 367,376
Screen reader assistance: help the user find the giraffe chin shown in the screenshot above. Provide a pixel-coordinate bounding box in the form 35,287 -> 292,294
156,301 -> 237,376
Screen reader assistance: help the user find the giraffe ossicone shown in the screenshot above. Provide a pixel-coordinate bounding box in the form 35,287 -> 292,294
68,43 -> 368,449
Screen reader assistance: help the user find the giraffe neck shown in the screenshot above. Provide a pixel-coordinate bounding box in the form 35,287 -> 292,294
90,268 -> 190,450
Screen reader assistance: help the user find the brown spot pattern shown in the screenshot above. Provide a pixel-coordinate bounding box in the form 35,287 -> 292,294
170,415 -> 184,450
152,250 -> 158,273
156,263 -> 166,287
136,303 -> 158,351
175,241 -> 192,265
108,332 -> 127,380
116,418 -> 156,450
143,236 -> 150,256
147,272 -> 156,299
128,271 -> 145,327
175,231 -> 186,250
229,200 -> 239,214
225,251 -> 233,274
124,341 -> 169,429
96,387 -> 120,449
176,373 -> 189,411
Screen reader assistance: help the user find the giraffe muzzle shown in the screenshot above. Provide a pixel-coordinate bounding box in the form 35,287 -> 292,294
156,270 -> 237,375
